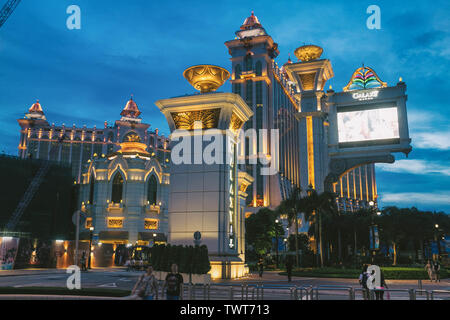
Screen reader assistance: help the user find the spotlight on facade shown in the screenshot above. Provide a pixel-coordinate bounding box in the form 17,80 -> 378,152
435,224 -> 439,229
369,201 -> 374,206
376,211 -> 381,216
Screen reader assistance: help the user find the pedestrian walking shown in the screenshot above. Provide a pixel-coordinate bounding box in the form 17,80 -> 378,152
131,266 -> 159,300
425,260 -> 434,282
358,264 -> 370,300
286,255 -> 293,282
433,260 -> 441,283
80,251 -> 87,271
375,269 -> 388,300
163,263 -> 184,300
258,258 -> 264,278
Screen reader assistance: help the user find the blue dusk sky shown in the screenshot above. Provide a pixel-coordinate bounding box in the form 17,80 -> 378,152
0,1 -> 448,212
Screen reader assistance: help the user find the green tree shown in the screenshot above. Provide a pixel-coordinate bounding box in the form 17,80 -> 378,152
276,187 -> 311,267
304,189 -> 338,267
246,208 -> 283,260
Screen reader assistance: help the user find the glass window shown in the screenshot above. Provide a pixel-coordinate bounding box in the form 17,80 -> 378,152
147,175 -> 158,205
111,172 -> 124,204
89,174 -> 95,204
235,64 -> 241,79
244,55 -> 252,71
255,61 -> 262,76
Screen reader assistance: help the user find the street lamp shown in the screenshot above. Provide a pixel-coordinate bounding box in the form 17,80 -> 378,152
434,224 -> 441,259
88,226 -> 94,269
275,219 -> 279,269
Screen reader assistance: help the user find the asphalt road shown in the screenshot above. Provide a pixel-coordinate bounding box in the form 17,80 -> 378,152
0,269 -> 448,300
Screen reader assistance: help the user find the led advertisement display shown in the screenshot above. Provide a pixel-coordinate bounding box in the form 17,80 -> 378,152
337,107 -> 399,143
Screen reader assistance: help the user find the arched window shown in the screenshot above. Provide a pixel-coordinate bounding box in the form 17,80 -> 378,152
89,174 -> 95,204
255,61 -> 262,76
147,175 -> 157,205
235,64 -> 241,79
244,55 -> 252,71
111,172 -> 124,204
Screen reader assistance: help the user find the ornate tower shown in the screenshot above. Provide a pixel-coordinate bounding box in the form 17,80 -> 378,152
155,65 -> 253,279
225,11 -> 280,211
284,45 -> 334,192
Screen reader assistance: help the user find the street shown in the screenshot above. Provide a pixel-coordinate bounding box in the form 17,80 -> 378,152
0,268 -> 448,300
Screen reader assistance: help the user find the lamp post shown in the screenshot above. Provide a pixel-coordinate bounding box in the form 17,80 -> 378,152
368,201 -> 379,263
275,219 -> 279,269
88,226 -> 94,269
307,184 -> 321,267
434,224 -> 441,260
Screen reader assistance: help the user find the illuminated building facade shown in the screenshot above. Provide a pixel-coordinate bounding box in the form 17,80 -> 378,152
14,12 -> 412,274
225,12 -> 411,223
17,98 -> 170,183
17,98 -> 171,246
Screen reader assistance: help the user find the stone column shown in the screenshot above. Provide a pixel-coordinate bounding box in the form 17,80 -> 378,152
156,90 -> 252,279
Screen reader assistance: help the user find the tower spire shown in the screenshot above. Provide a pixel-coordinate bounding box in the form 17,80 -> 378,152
121,95 -> 141,118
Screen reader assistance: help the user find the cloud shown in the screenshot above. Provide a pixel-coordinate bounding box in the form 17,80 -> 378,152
380,191 -> 450,205
377,159 -> 450,176
406,110 -> 450,150
412,131 -> 450,150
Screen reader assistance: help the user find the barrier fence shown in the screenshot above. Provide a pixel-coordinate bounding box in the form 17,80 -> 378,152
168,283 -> 450,301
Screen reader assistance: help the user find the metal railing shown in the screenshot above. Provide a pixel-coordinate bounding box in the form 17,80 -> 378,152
430,290 -> 450,300
154,282 -> 449,300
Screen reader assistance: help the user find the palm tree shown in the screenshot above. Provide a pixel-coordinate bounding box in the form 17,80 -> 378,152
304,188 -> 338,267
276,187 -> 311,267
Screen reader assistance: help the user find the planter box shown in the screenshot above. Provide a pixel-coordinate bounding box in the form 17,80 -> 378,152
154,271 -> 211,284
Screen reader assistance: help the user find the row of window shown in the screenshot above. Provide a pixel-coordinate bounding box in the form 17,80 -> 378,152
85,217 -> 159,230
88,172 -> 158,205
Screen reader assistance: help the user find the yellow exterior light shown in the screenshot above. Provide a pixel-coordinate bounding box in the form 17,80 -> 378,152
183,65 -> 230,93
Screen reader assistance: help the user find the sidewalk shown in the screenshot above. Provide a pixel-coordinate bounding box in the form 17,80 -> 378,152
0,266 -> 128,277
0,294 -> 124,300
214,271 -> 450,290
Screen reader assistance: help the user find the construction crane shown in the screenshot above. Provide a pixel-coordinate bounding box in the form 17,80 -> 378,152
5,136 -> 66,231
0,0 -> 21,28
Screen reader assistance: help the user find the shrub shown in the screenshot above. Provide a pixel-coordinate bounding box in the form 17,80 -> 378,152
148,244 -> 210,274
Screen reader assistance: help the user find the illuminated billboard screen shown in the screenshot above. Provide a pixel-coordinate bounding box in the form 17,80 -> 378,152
337,107 -> 399,143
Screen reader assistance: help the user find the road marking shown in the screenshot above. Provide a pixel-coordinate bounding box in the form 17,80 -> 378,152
13,283 -> 44,288
98,282 -> 117,288
118,278 -> 132,282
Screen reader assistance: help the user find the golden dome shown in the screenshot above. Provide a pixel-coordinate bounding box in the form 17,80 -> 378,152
294,45 -> 323,62
117,141 -> 150,155
183,65 -> 230,93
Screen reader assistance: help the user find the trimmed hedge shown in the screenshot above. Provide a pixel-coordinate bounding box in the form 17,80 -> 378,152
279,267 -> 449,280
149,244 -> 211,274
